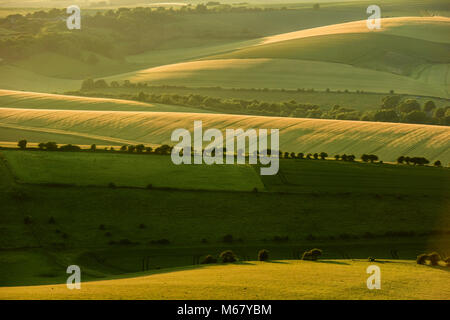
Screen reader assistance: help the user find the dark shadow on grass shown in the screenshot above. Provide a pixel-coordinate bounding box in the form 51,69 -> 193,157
315,260 -> 350,265
265,260 -> 290,264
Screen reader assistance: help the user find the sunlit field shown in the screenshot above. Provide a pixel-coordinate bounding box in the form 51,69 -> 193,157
0,0 -> 449,301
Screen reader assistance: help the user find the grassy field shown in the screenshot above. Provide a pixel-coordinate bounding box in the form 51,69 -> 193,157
1,260 -> 449,300
1,151 -> 264,191
0,150 -> 448,287
1,0 -> 449,299
104,17 -> 450,98
1,108 -> 448,163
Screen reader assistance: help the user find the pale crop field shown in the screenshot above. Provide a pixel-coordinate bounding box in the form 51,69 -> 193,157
0,108 -> 448,163
0,260 -> 449,300
0,89 -> 208,113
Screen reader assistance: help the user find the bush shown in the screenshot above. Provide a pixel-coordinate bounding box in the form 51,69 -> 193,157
139,223 -> 146,229
302,248 -> 322,261
99,224 -> 106,230
428,252 -> 441,266
368,257 -> 376,262
258,249 -> 269,261
48,216 -> 56,224
24,215 -> 33,225
219,250 -> 237,263
416,253 -> 429,265
108,182 -> 116,189
201,255 -> 217,264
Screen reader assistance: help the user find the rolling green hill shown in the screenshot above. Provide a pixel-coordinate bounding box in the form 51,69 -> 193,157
105,17 -> 450,98
0,150 -> 448,287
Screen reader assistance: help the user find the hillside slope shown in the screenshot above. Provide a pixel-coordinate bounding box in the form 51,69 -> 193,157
1,260 -> 449,300
0,108 -> 448,163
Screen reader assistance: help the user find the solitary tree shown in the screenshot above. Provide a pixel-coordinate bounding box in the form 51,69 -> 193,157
434,160 -> 442,167
18,139 -> 27,149
319,152 -> 328,160
90,144 -> 96,151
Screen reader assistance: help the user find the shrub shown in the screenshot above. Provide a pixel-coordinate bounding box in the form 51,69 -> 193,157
108,182 -> 116,189
258,249 -> 269,261
201,238 -> 208,244
24,215 -> 32,224
428,252 -> 441,266
48,216 -> 56,224
368,257 -> 376,262
99,224 -> 106,230
146,184 -> 153,189
62,233 -> 69,239
201,255 -> 217,264
139,223 -> 146,229
219,250 -> 237,263
416,253 -> 429,265
105,232 -> 112,237
302,248 -> 322,261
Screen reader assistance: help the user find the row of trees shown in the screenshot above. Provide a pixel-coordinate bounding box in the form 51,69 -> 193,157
397,156 -> 436,166
16,140 -> 444,167
76,82 -> 450,126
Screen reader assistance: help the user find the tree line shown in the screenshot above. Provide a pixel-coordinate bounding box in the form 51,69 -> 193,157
15,140 -> 444,167
76,80 -> 450,126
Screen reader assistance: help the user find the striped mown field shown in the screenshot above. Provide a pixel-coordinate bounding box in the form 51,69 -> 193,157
0,108 -> 449,163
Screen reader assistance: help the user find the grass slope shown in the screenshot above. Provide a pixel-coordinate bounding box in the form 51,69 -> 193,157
1,260 -> 449,300
0,108 -> 448,163
2,151 -> 264,192
106,58 -> 448,97
105,17 -> 450,97
0,89 -> 208,113
0,152 -> 448,286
